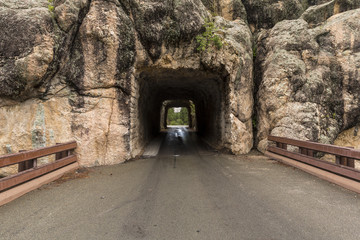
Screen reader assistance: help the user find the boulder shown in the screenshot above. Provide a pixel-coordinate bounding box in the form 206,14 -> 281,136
301,0 -> 336,25
0,0 -> 90,100
242,0 -> 308,29
0,1 -> 55,99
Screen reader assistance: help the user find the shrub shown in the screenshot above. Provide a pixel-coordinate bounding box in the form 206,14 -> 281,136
48,0 -> 55,13
196,18 -> 223,51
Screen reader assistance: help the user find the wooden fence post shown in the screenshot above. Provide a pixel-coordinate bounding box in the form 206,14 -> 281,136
299,148 -> 308,155
55,143 -> 70,160
307,149 -> 314,157
347,158 -> 355,168
335,156 -> 340,165
18,150 -> 36,172
346,147 -> 355,168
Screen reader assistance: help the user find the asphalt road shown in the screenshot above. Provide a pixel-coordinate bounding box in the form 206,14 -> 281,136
1,127 -> 360,240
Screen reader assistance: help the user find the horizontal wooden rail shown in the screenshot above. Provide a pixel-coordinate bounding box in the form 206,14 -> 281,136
0,141 -> 77,168
0,141 -> 77,195
0,155 -> 77,192
268,136 -> 360,182
268,146 -> 360,181
266,151 -> 360,194
268,136 -> 360,159
0,163 -> 79,206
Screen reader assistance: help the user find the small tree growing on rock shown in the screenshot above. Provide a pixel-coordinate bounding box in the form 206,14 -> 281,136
196,18 -> 223,51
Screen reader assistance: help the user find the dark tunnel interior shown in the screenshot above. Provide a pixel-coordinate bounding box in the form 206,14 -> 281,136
137,68 -> 227,150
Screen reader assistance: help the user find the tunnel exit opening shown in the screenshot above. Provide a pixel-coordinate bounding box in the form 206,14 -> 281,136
131,68 -> 230,156
167,107 -> 189,126
160,100 -> 196,130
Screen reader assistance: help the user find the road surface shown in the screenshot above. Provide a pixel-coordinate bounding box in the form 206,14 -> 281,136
1,127 -> 360,239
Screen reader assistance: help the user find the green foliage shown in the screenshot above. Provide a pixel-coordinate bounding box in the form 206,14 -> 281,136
196,18 -> 223,52
48,0 -> 54,13
253,45 -> 257,58
210,11 -> 218,17
167,107 -> 189,126
326,112 -> 337,120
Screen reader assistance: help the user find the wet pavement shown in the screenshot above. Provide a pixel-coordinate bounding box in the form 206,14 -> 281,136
1,127 -> 360,240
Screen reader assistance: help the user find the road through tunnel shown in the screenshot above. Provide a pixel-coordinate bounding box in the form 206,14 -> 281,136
132,68 -> 229,154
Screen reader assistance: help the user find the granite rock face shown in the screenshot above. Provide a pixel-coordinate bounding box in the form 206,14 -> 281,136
256,9 -> 360,152
0,0 -> 55,99
240,0 -> 360,31
301,0 -> 360,26
0,0 -> 254,169
0,0 -> 359,172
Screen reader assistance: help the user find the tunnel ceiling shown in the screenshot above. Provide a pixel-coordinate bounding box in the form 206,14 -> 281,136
163,99 -> 192,108
138,68 -> 223,104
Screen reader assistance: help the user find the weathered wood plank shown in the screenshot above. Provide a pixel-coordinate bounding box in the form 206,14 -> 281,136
0,162 -> 79,207
268,136 -> 360,159
265,151 -> 360,194
268,146 -> 360,181
0,155 -> 77,192
0,141 -> 77,168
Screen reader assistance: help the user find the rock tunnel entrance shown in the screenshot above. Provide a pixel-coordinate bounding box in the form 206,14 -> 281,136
132,68 -> 228,154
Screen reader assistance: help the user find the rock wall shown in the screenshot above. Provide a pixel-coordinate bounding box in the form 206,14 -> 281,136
256,8 -> 360,151
0,0 -> 360,170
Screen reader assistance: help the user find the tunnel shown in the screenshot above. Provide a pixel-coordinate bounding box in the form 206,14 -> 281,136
133,68 -> 228,152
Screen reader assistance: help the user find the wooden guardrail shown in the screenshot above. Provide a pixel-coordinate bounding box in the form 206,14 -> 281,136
0,141 -> 78,194
266,136 -> 360,181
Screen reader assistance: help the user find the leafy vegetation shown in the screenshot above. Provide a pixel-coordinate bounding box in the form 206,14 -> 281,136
48,0 -> 55,13
253,45 -> 257,58
196,18 -> 223,51
167,107 -> 189,126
